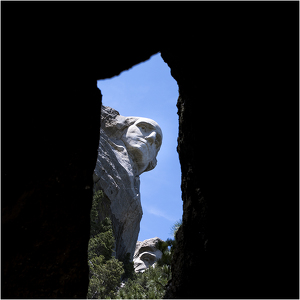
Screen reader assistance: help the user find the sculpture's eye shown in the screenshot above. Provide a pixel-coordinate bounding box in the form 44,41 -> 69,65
141,252 -> 155,265
138,123 -> 149,132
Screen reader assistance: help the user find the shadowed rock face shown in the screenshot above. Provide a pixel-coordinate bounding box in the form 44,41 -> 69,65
2,82 -> 102,298
2,5 -> 298,300
93,106 -> 162,261
2,10 -> 160,298
160,7 -> 298,299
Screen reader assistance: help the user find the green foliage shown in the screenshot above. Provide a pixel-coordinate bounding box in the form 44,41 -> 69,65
156,238 -> 176,280
87,190 -> 125,299
170,218 -> 182,239
88,217 -> 115,262
117,265 -> 168,299
88,255 -> 124,299
121,252 -> 136,281
117,218 -> 182,299
87,193 -> 181,299
89,190 -> 115,262
90,190 -> 104,237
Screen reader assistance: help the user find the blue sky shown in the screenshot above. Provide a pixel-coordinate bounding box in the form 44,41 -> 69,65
97,53 -> 182,242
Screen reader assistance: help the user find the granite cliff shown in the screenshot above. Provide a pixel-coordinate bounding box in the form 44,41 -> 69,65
93,106 -> 162,261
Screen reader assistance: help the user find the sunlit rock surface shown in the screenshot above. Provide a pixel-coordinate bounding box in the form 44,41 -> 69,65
133,237 -> 163,273
94,106 -> 162,261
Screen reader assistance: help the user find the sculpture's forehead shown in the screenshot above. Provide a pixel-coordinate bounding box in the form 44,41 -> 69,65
139,245 -> 156,253
134,117 -> 162,136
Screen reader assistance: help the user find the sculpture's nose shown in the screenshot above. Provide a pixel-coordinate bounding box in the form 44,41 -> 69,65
145,131 -> 156,145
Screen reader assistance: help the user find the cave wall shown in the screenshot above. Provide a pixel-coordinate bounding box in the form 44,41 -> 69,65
2,81 -> 101,298
160,4 -> 299,298
1,5 -> 160,298
2,3 -> 298,299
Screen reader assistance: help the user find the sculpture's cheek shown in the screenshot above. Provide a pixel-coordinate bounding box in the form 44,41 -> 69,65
134,259 -> 147,272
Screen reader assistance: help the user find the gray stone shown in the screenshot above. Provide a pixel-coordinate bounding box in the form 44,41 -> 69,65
133,237 -> 163,273
94,106 -> 162,261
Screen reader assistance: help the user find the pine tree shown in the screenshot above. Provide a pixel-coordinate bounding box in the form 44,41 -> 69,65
88,255 -> 124,299
170,218 -> 182,239
87,193 -> 182,299
117,219 -> 183,298
117,265 -> 168,299
156,239 -> 175,280
120,252 -> 136,281
87,191 -> 125,299
88,217 -> 115,262
90,190 -> 105,237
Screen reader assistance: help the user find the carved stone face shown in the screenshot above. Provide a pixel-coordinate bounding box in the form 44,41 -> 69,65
133,245 -> 162,273
122,118 -> 162,175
